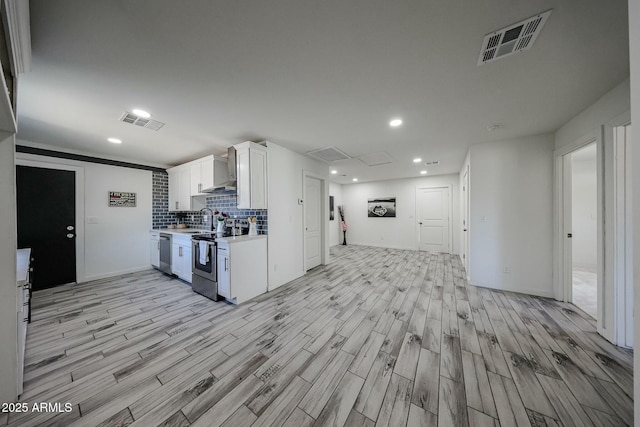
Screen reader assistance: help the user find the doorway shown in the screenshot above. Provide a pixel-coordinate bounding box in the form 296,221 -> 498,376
17,166 -> 77,290
416,186 -> 451,253
462,166 -> 470,276
568,143 -> 598,318
303,174 -> 323,270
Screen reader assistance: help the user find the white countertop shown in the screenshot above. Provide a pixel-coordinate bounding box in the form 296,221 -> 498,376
216,235 -> 267,244
151,229 -> 267,243
151,228 -> 212,235
17,248 -> 31,286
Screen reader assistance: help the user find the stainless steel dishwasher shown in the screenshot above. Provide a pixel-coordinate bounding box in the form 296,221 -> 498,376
159,233 -> 172,274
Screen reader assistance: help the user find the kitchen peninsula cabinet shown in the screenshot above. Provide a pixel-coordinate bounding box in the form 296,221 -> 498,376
235,141 -> 267,209
216,235 -> 267,304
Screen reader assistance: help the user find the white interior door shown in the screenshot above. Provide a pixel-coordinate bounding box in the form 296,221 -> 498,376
304,176 -> 322,270
417,187 -> 450,253
462,168 -> 470,275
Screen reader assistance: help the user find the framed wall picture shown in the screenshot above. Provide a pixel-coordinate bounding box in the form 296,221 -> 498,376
108,191 -> 136,207
368,197 -> 396,217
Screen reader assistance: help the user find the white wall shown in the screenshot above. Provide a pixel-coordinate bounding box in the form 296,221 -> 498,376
555,79 -> 630,150
267,142 -> 330,290
468,134 -> 555,297
16,150 -> 152,282
329,182 -> 343,247
571,148 -> 598,270
629,0 -> 640,420
0,134 -> 17,402
341,174 -> 460,253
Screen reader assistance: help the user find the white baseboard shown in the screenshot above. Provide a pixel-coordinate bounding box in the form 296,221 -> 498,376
340,241 -> 459,256
468,280 -> 556,299
82,266 -> 152,283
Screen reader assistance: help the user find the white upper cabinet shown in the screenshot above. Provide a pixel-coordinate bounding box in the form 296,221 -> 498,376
190,155 -> 215,196
168,154 -> 228,211
168,163 -> 204,212
235,141 -> 268,209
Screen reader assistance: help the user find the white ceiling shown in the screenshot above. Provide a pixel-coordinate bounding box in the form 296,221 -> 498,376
17,0 -> 629,183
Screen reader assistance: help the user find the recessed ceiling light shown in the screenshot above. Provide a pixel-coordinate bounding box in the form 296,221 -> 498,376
352,178 -> 358,182
420,170 -> 427,175
413,158 -> 422,163
132,109 -> 151,118
331,170 -> 337,174
389,119 -> 403,127
107,138 -> 122,144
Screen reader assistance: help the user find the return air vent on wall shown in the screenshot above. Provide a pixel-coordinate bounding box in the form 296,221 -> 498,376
306,146 -> 351,163
478,10 -> 552,66
119,112 -> 165,131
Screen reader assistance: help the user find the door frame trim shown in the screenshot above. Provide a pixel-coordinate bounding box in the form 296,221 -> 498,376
553,128 -> 606,337
302,171 -> 327,271
462,165 -> 470,278
608,111 -> 632,347
415,184 -> 453,253
16,159 -> 86,283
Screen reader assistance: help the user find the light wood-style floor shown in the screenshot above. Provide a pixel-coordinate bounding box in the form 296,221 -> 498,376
7,245 -> 633,427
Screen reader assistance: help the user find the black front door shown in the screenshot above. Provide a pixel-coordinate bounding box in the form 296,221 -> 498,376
17,166 -> 76,290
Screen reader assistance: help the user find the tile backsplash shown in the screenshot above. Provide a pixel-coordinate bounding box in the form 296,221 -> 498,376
152,171 -> 268,233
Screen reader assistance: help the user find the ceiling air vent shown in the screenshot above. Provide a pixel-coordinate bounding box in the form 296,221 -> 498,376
119,112 -> 165,131
306,146 -> 351,163
478,10 -> 552,66
358,151 -> 393,167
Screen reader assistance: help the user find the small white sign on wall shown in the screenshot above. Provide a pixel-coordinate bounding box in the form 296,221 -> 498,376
108,191 -> 136,207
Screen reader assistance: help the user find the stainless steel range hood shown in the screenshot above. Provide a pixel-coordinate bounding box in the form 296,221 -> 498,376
202,146 -> 237,194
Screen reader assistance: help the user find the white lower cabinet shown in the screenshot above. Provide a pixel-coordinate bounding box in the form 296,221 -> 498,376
150,232 -> 160,268
215,237 -> 267,304
171,235 -> 192,283
217,245 -> 230,298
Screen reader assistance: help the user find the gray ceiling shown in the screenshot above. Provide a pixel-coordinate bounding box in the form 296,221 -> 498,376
17,0 -> 629,183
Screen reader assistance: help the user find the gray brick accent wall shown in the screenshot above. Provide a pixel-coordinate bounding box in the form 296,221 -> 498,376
152,171 -> 268,234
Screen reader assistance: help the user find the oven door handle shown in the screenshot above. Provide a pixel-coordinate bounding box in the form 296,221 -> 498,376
193,240 -> 217,247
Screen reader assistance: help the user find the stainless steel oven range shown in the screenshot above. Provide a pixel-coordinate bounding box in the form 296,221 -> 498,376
191,234 -> 221,301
